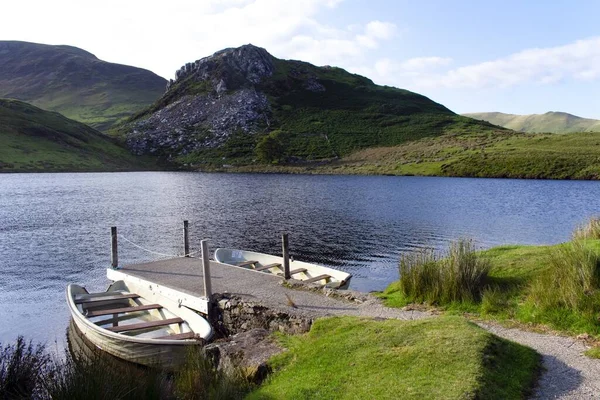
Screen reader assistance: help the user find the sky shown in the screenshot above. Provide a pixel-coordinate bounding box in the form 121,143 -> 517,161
3,0 -> 600,118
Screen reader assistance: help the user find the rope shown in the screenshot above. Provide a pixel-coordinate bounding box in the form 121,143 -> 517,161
118,234 -> 202,258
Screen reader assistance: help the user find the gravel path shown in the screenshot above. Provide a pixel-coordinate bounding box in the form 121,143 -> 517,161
477,322 -> 600,399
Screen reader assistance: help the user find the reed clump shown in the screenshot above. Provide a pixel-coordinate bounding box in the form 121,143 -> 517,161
527,241 -> 600,314
0,338 -> 251,399
399,239 -> 490,304
572,217 -> 600,241
0,337 -> 49,398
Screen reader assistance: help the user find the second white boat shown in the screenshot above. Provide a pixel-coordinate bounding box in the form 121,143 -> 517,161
214,248 -> 352,289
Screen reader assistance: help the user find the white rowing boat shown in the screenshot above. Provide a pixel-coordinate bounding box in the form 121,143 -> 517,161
214,248 -> 352,289
66,280 -> 212,369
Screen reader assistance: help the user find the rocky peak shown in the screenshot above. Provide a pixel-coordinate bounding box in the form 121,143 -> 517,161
167,44 -> 275,92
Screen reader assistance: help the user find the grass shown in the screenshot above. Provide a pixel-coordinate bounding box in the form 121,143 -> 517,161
0,336 -> 251,399
398,239 -> 490,305
585,347 -> 600,359
573,217 -> 600,240
0,337 -> 49,398
248,316 -> 540,400
380,225 -> 600,337
0,99 -> 157,172
209,130 -> 600,181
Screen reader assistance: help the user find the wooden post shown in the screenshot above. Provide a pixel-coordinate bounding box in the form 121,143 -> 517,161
183,220 -> 190,257
111,226 -> 118,269
282,233 -> 290,279
201,240 -> 212,299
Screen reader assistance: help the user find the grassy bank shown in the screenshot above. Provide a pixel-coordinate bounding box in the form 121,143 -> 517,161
248,316 -> 539,400
2,317 -> 541,399
206,130 -> 600,181
379,236 -> 600,339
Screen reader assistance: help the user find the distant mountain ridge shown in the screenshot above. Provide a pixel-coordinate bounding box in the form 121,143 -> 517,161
122,44 -> 499,165
0,99 -> 153,172
0,41 -> 167,130
462,111 -> 600,133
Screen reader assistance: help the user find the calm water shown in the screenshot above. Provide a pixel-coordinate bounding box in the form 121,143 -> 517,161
2,172 -> 600,344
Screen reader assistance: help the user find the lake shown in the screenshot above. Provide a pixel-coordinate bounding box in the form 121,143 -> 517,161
1,172 -> 600,345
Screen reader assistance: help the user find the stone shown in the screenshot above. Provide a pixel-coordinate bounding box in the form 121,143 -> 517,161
204,328 -> 283,383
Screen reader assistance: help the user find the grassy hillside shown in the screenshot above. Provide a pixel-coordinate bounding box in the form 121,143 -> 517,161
0,99 -> 155,172
229,130 -> 600,180
262,60 -> 498,158
0,41 -> 166,130
249,316 -> 539,399
464,111 -> 600,133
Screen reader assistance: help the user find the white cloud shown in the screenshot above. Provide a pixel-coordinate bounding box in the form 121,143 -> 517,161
0,0 -> 396,79
415,37 -> 600,89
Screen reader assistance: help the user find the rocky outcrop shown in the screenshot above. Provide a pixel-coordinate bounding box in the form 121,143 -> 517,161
127,89 -> 270,157
127,44 -> 278,158
167,44 -> 275,92
209,293 -> 313,338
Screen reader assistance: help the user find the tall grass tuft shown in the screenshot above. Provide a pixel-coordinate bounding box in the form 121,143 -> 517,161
528,241 -> 600,313
174,347 -> 251,400
399,239 -> 490,305
0,337 -> 49,399
572,217 -> 600,241
42,349 -> 169,400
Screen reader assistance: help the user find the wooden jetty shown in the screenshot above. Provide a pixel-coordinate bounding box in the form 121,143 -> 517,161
105,224 -> 418,329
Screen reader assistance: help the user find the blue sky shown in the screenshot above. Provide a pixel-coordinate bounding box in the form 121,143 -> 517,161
3,0 -> 600,117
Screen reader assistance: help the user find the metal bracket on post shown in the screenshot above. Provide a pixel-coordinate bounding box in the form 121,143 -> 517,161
111,226 -> 118,269
282,233 -> 290,279
201,239 -> 212,301
183,220 -> 190,257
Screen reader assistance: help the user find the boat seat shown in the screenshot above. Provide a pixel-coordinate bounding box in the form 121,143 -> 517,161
290,268 -> 307,275
74,293 -> 140,305
256,263 -> 281,271
236,260 -> 258,268
85,304 -> 162,317
156,332 -> 197,340
106,317 -> 183,333
304,274 -> 331,284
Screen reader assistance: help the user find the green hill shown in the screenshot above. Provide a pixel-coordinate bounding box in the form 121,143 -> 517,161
0,41 -> 167,131
0,99 -> 155,172
121,44 -> 503,165
463,111 -> 600,133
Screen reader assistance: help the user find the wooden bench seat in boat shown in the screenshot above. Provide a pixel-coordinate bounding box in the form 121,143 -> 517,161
85,304 -> 162,317
106,317 -> 183,333
74,293 -> 140,305
156,332 -> 197,340
236,260 -> 258,268
255,263 -> 281,271
290,268 -> 307,275
304,274 -> 331,284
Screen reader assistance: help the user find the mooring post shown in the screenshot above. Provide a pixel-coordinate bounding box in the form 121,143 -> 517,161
111,226 -> 118,269
201,239 -> 212,300
282,233 -> 291,279
183,220 -> 190,257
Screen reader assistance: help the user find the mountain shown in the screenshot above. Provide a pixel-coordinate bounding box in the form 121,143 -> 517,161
462,111 -> 600,133
0,41 -> 167,131
0,99 -> 155,172
121,44 -> 500,166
